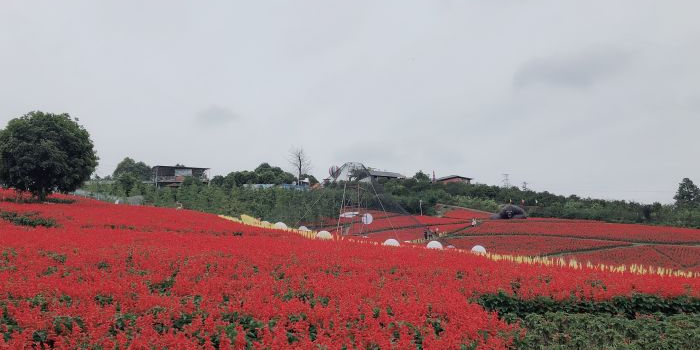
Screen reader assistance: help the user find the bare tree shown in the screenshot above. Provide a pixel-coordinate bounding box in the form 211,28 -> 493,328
288,146 -> 312,184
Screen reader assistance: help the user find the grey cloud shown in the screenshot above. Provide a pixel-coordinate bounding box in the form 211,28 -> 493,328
513,48 -> 631,89
195,106 -> 238,126
334,142 -> 403,166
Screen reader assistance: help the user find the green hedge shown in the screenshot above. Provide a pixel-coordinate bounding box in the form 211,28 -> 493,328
476,292 -> 700,320
514,312 -> 700,350
475,292 -> 700,349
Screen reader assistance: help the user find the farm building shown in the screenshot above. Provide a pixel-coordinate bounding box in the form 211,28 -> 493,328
367,169 -> 406,181
326,162 -> 405,183
151,165 -> 210,187
434,175 -> 473,185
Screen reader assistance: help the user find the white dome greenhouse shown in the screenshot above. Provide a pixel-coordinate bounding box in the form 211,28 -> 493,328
471,245 -> 487,254
273,222 -> 288,229
426,241 -> 443,250
382,239 -> 400,247
315,231 -> 332,240
298,226 -> 310,231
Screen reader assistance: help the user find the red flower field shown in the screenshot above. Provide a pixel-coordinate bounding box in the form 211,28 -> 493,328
442,235 -> 634,256
440,216 -> 700,273
441,208 -> 492,220
1,191 -> 699,349
458,219 -> 700,244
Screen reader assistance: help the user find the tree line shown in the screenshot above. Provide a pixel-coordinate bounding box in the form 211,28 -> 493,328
90,159 -> 700,228
380,172 -> 700,228
1,111 -> 698,228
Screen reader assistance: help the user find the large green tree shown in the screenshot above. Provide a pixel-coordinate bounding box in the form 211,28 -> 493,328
0,111 -> 98,200
113,157 -> 151,180
674,178 -> 700,208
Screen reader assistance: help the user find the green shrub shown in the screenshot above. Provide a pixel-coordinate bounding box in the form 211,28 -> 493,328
0,210 -> 58,228
515,312 -> 700,350
476,292 -> 700,319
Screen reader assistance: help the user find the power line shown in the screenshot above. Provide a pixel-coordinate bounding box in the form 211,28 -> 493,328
501,173 -> 510,188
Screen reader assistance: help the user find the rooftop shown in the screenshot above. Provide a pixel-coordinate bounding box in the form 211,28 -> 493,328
435,175 -> 473,181
368,170 -> 405,178
153,165 -> 210,170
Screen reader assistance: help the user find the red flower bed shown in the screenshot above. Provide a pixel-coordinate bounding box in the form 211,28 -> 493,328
442,208 -> 492,220
462,219 -> 700,244
2,190 -> 700,348
443,235 -> 633,256
650,245 -> 700,270
360,223 -> 472,242
564,246 -> 685,270
563,245 -> 700,272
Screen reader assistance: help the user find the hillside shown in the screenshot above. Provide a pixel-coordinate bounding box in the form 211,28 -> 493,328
1,190 -> 700,349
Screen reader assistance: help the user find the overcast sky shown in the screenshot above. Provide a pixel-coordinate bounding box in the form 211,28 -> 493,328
1,1 -> 698,203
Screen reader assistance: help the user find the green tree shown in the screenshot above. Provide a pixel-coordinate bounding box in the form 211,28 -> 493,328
674,178 -> 700,208
113,157 -> 151,180
0,111 -> 98,200
210,175 -> 226,187
413,171 -> 431,182
299,173 -> 319,185
115,173 -> 139,195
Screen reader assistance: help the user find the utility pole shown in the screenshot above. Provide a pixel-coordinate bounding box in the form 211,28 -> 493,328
522,181 -> 528,191
501,173 -> 510,188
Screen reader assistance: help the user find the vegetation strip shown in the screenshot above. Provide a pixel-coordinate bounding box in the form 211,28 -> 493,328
512,312 -> 700,350
476,292 -> 700,319
0,210 -> 57,228
475,292 -> 700,349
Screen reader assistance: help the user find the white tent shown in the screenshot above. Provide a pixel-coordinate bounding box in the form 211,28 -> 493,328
382,239 -> 400,247
273,222 -> 287,229
316,231 -> 332,240
471,245 -> 487,254
426,241 -> 443,249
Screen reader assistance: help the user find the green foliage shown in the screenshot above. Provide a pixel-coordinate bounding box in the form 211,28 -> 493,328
0,210 -> 58,228
476,292 -> 700,349
213,163 -> 296,188
451,196 -> 500,213
300,173 -> 319,185
52,316 -> 84,336
674,178 -> 700,209
515,312 -> 700,350
413,171 -> 431,182
113,157 -> 151,181
0,111 -> 98,200
476,292 -> 700,319
1,305 -> 20,342
115,173 -> 140,195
